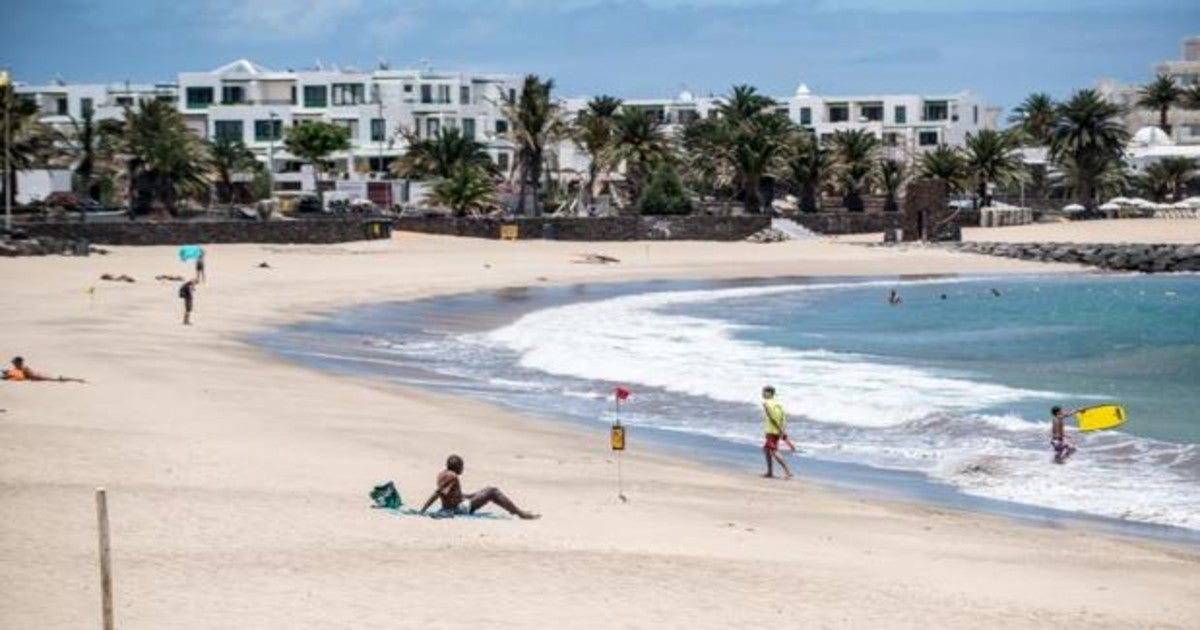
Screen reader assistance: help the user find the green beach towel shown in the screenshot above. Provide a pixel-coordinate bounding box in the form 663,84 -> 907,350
370,481 -> 402,509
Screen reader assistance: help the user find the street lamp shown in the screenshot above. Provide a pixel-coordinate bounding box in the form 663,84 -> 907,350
2,67 -> 11,232
267,111 -> 278,200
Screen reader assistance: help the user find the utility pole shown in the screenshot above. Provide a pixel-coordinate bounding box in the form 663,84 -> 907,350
2,68 -> 11,232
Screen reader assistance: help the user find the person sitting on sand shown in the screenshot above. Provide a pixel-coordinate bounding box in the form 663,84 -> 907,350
419,455 -> 540,519
1050,406 -> 1078,464
761,386 -> 793,479
3,356 -> 85,383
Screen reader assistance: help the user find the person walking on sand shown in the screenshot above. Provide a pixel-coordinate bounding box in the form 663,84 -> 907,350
1050,406 -> 1078,464
3,356 -> 85,383
761,386 -> 793,479
419,455 -> 540,519
179,279 -> 196,325
195,249 -> 206,284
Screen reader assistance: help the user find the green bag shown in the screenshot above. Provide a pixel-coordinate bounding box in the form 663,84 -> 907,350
370,481 -> 402,509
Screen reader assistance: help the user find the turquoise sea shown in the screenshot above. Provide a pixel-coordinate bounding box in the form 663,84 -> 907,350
258,274 -> 1200,536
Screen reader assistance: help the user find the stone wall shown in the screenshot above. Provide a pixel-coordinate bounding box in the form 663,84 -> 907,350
18,218 -> 394,246
791,212 -> 904,235
954,241 -> 1200,272
394,215 -> 770,241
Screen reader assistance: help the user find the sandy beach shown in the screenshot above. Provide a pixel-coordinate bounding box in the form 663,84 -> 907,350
2,220 -> 1199,629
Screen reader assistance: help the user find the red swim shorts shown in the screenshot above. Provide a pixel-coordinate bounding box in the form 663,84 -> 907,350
763,434 -> 781,451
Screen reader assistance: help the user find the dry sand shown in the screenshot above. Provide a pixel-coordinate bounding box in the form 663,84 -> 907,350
2,222 -> 1198,629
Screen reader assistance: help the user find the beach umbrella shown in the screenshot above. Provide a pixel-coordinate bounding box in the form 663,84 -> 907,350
1108,196 -> 1133,205
1098,202 -> 1120,211
1180,196 -> 1200,208
178,245 -> 204,262
1129,198 -> 1156,208
1062,203 -> 1085,212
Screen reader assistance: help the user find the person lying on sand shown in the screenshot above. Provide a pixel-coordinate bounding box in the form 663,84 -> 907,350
3,356 -> 86,383
571,253 -> 621,264
419,455 -> 540,519
100,273 -> 135,283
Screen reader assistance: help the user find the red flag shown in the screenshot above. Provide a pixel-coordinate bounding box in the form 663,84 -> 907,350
614,386 -> 631,401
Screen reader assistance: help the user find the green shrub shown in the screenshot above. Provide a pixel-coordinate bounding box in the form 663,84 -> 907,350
637,165 -> 693,215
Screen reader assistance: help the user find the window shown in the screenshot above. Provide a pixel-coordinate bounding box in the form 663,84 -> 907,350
462,117 -> 476,140
370,118 -> 386,142
678,109 -> 699,124
460,85 -> 471,105
116,96 -> 133,107
918,131 -> 939,146
420,84 -> 432,104
973,105 -> 979,125
883,132 -> 899,147
185,87 -> 214,109
828,103 -> 849,123
495,119 -> 509,135
55,97 -> 68,115
303,85 -> 327,108
155,94 -> 174,103
254,119 -> 282,141
818,133 -> 833,145
214,120 -> 244,141
799,107 -> 812,126
81,97 -> 94,115
508,88 -> 516,103
894,105 -> 906,124
922,101 -> 948,121
221,85 -> 245,105
1187,124 -> 1200,136
333,118 -> 359,138
426,118 -> 440,137
403,84 -> 413,93
331,83 -> 365,106
861,104 -> 883,122
437,85 -> 451,104
497,152 -> 510,172
774,106 -> 790,118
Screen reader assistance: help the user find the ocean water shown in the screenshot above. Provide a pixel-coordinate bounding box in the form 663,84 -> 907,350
257,274 -> 1200,535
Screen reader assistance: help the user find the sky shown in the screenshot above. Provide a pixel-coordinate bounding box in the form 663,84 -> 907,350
2,0 -> 1198,114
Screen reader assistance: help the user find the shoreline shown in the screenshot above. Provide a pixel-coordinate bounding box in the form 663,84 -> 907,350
255,273 -> 1200,546
3,228 -> 1199,628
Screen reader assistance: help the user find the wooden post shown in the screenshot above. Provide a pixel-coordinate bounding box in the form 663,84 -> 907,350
95,487 -> 114,630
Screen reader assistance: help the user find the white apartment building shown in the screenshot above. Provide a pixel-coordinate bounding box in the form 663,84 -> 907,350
175,59 -> 521,195
557,84 -> 998,174
14,80 -> 177,131
1097,36 -> 1200,145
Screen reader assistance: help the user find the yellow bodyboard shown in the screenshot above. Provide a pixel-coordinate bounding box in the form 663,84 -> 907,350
1075,404 -> 1126,432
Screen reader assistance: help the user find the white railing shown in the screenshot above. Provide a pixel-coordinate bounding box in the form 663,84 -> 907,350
979,208 -> 1033,227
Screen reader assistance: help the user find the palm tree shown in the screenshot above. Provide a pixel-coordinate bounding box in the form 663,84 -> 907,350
878,158 -> 907,212
209,136 -> 259,204
964,129 -> 1025,207
392,127 -> 494,180
718,85 -> 776,124
1008,93 -> 1057,146
729,113 -> 793,213
1056,154 -> 1128,205
283,121 -> 351,208
119,100 -> 211,214
918,145 -> 969,194
829,129 -> 879,212
1137,74 -> 1183,135
679,116 -> 734,202
1143,157 -> 1195,202
604,107 -> 672,209
502,74 -> 564,216
1049,89 -> 1130,210
784,133 -> 829,213
1182,82 -> 1200,110
1,85 -> 62,204
573,95 -> 622,205
428,165 -> 497,217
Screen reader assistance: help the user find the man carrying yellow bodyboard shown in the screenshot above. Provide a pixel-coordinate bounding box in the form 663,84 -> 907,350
761,386 -> 794,479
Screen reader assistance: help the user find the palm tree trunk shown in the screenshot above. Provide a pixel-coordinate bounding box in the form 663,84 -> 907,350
1160,107 -> 1170,135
